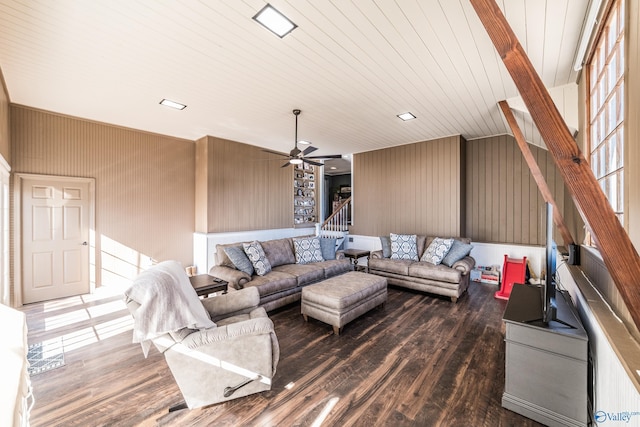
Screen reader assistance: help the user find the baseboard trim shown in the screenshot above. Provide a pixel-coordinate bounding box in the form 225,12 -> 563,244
502,392 -> 587,427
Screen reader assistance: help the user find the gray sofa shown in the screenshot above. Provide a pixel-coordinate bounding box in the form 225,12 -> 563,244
209,237 -> 353,312
368,236 -> 475,302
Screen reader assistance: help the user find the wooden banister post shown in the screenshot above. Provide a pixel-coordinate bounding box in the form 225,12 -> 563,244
498,100 -> 575,247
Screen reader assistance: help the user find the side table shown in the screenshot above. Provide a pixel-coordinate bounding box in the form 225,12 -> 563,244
343,249 -> 371,272
189,274 -> 228,297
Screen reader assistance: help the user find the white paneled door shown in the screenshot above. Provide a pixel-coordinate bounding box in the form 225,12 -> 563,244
21,176 -> 92,304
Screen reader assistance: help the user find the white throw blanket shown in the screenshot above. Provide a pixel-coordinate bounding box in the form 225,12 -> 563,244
125,260 -> 216,357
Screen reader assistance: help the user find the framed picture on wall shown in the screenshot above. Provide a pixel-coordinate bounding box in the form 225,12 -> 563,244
308,181 -> 315,189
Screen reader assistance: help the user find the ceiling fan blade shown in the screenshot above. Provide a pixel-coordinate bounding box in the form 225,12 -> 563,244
281,161 -> 292,168
302,146 -> 318,156
303,159 -> 324,167
304,154 -> 343,159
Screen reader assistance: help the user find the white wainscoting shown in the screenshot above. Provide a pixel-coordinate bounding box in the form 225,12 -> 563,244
470,242 -> 546,278
556,263 -> 640,425
344,235 -> 546,275
193,227 -> 316,275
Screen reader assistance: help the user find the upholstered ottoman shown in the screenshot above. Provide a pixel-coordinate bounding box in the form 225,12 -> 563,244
301,271 -> 387,335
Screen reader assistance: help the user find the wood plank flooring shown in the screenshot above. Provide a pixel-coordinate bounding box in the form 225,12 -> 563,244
21,281 -> 543,426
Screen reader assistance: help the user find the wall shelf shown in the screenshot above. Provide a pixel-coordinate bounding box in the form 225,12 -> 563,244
294,164 -> 317,227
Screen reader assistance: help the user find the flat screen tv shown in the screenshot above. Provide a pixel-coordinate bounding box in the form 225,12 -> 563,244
543,202 -> 557,324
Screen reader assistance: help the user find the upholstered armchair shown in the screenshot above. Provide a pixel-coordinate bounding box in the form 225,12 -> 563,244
124,261 -> 280,410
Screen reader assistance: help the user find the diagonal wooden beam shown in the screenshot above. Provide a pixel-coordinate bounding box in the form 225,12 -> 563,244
498,100 -> 575,247
470,0 -> 640,331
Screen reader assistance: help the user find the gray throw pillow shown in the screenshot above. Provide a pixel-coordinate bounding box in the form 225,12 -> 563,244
379,235 -> 392,258
224,245 -> 254,276
441,240 -> 473,267
319,237 -> 337,260
242,241 -> 272,276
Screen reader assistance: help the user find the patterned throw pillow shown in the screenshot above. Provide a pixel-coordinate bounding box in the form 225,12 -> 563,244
379,235 -> 392,258
390,233 -> 419,261
319,237 -> 337,260
441,240 -> 473,267
421,237 -> 454,265
224,245 -> 254,276
293,237 -> 325,264
242,241 -> 272,276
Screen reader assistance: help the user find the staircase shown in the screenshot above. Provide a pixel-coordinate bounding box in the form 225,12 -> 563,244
317,196 -> 351,250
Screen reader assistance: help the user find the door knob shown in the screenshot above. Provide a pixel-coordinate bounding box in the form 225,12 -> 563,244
81,241 -> 88,246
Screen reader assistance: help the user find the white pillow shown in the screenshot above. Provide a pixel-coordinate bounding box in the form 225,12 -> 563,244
390,233 -> 419,261
293,237 -> 325,264
242,241 -> 272,276
421,237 -> 454,265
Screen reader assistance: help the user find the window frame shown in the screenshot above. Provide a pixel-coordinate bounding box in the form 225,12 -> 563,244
586,0 -> 626,244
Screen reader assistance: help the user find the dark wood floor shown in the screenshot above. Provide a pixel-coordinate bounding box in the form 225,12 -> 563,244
22,281 -> 543,427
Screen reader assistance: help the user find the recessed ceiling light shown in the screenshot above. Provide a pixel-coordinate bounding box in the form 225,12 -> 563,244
160,99 -> 187,110
298,140 -> 311,145
397,112 -> 416,121
253,4 -> 297,38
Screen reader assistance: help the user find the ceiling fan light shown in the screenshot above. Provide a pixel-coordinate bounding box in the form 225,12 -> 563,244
289,158 -> 303,165
253,4 -> 297,38
298,140 -> 311,145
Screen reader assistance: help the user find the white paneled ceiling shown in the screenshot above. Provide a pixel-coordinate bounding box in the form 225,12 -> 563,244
0,0 -> 588,156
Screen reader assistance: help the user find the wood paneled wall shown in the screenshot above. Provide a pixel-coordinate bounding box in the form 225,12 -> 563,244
351,133 -> 566,246
351,136 -> 465,237
465,134 -> 566,245
194,136 -> 209,233
0,70 -> 9,163
197,136 -> 292,233
10,106 -> 195,287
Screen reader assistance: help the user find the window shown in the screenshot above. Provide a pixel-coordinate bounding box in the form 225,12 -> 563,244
588,0 -> 625,229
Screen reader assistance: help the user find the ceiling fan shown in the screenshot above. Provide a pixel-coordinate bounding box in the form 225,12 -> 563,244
263,109 -> 342,168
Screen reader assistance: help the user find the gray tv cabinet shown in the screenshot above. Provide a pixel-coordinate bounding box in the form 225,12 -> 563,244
502,284 -> 588,427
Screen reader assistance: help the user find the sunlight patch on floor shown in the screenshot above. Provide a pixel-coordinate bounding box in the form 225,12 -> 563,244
52,317 -> 133,352
44,308 -> 90,331
58,326 -> 98,352
42,315 -> 133,352
95,316 -> 133,340
80,285 -> 128,302
35,286 -> 134,352
311,396 -> 339,427
42,296 -> 85,313
86,299 -> 127,318
43,299 -> 128,332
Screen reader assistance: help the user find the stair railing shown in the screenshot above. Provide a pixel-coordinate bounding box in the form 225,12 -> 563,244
320,196 -> 351,234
